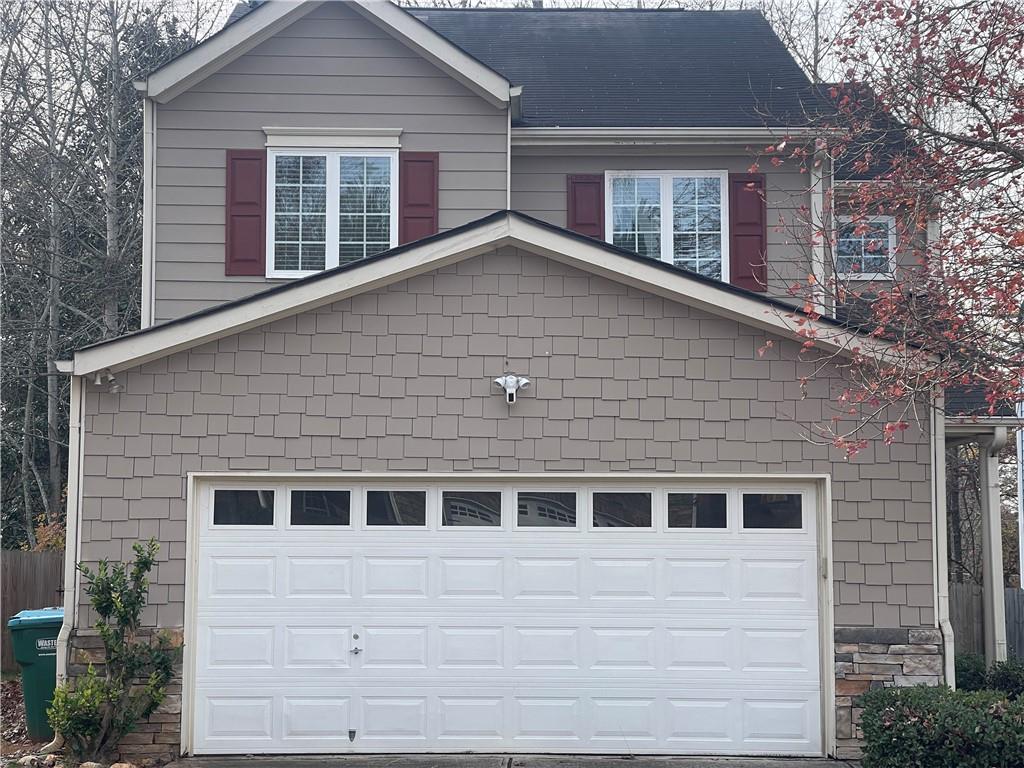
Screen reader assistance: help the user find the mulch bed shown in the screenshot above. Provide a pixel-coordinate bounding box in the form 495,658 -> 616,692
1,678 -> 45,758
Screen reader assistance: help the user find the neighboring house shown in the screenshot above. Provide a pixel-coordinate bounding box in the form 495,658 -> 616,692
52,0 -> 1014,761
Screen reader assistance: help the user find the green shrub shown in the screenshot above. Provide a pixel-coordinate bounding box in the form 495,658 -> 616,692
47,539 -> 173,762
859,685 -> 1024,768
988,657 -> 1024,699
956,652 -> 988,691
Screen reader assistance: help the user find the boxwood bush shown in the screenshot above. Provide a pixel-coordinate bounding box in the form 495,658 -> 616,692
859,685 -> 1024,768
956,652 -> 988,691
988,657 -> 1024,699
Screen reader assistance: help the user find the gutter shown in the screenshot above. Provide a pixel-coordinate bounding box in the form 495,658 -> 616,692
511,126 -> 839,147
41,374 -> 84,754
932,396 -> 956,687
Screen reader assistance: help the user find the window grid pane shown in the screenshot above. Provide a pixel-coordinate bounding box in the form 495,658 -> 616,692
274,155 -> 326,272
673,176 -> 722,278
339,156 -> 391,264
611,177 -> 661,260
837,221 -> 891,275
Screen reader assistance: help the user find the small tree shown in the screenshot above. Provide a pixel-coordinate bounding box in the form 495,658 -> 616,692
48,539 -> 173,762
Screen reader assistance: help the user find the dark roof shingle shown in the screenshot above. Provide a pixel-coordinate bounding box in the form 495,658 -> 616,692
409,8 -> 820,128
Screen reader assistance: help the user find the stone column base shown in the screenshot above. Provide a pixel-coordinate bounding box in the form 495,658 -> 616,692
833,627 -> 944,759
68,629 -> 184,763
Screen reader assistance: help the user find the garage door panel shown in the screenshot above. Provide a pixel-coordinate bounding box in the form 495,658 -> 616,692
282,696 -> 353,741
193,480 -> 822,755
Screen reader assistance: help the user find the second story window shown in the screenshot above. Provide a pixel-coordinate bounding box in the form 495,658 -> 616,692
267,149 -> 397,278
836,216 -> 895,279
606,171 -> 729,281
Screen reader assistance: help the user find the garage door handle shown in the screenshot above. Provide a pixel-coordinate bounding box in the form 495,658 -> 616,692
351,647 -> 362,655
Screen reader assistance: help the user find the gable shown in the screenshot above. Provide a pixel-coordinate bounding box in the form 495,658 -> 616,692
142,0 -> 512,107
68,212 -> 917,377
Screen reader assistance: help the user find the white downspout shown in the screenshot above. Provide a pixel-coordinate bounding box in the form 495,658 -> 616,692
41,374 -> 83,754
981,427 -> 1009,663
932,395 -> 956,687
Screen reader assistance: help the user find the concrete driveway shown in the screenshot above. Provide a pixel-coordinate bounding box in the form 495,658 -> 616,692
170,756 -> 858,768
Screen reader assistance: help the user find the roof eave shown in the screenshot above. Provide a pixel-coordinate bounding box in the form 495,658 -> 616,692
511,126 -> 836,147
67,212 -> 931,378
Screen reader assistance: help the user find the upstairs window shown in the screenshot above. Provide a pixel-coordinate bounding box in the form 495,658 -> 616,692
267,149 -> 397,278
836,215 -> 894,279
606,171 -> 729,280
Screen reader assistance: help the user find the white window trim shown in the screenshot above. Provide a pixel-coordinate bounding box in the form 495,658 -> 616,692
835,214 -> 896,281
604,169 -> 730,282
265,147 -> 399,280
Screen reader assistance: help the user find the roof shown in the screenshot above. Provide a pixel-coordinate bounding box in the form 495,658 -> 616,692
945,384 -> 1020,419
65,212 -> 911,377
412,8 -> 818,128
223,3 -> 822,128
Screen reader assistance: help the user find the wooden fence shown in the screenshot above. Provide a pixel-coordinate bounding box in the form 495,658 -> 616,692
950,582 -> 1024,659
1,550 -> 64,673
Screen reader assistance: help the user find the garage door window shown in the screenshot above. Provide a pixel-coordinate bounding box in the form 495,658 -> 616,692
517,491 -> 577,527
442,491 -> 502,527
290,489 -> 350,526
742,492 -> 803,529
667,492 -> 727,529
212,489 -> 275,526
366,490 -> 426,526
592,492 -> 652,528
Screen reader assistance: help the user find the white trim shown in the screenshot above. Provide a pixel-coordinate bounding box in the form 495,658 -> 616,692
141,1 -> 511,108
141,97 -> 156,328
265,148 -> 399,279
835,214 -> 896,281
263,126 -> 402,149
144,1 -> 324,104
70,213 -> 926,376
604,170 -> 730,282
809,148 -> 827,308
511,126 -> 826,147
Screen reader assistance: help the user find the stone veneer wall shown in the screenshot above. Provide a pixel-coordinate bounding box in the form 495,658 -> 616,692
833,626 -> 944,759
68,630 -> 184,763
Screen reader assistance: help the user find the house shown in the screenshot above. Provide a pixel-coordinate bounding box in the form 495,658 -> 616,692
52,0 -> 1016,761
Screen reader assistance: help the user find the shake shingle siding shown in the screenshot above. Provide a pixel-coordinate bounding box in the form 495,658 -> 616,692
152,1 -> 508,323
79,246 -> 934,630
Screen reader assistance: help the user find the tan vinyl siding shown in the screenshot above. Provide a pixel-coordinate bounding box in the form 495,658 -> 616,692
79,245 -> 934,631
511,150 -> 813,301
152,1 -> 507,323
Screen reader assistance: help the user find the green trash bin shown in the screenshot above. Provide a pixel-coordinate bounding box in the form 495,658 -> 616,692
8,607 -> 64,741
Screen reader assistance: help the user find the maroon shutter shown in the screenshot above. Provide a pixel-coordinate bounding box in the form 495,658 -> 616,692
728,173 -> 768,292
224,149 -> 266,276
399,151 -> 439,244
566,174 -> 604,238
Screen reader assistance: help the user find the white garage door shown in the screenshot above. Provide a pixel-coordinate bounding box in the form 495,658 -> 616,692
190,479 -> 822,755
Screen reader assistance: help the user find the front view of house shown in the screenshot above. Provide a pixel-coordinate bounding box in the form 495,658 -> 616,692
55,0 -> 1010,761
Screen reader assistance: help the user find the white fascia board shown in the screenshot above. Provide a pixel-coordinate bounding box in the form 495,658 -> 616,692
73,213 -> 923,377
144,1 -> 322,104
71,217 -> 514,376
511,126 -> 826,147
347,0 -> 511,109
